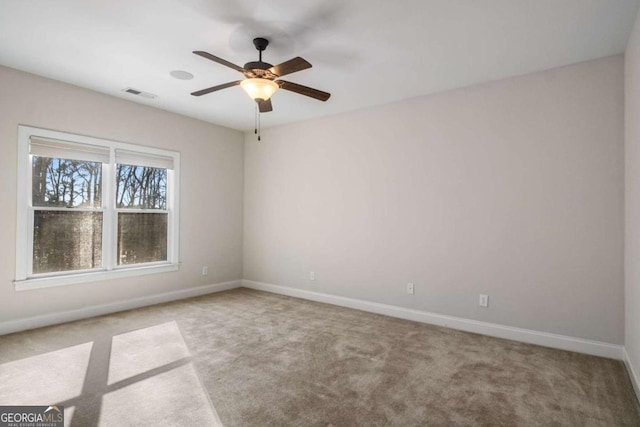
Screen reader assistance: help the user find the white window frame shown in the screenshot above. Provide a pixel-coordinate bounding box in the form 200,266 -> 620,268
14,125 -> 181,291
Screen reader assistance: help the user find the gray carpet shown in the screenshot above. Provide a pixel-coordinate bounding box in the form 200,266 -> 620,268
0,288 -> 638,426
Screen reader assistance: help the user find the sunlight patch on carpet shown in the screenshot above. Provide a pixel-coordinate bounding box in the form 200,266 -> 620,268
0,342 -> 93,405
100,363 -> 222,426
108,321 -> 190,385
64,406 -> 74,427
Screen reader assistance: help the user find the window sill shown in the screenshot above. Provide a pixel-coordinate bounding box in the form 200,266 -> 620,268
13,263 -> 180,291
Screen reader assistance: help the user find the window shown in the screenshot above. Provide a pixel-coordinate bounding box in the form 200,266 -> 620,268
15,126 -> 180,290
115,163 -> 168,266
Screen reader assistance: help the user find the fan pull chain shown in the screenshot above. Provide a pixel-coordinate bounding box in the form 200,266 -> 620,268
254,103 -> 261,141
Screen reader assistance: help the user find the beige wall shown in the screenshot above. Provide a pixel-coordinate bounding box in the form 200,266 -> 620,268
0,65 -> 244,322
0,53 -> 628,348
244,56 -> 625,344
626,9 -> 640,384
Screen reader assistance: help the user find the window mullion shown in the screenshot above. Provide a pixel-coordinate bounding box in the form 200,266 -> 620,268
102,152 -> 115,271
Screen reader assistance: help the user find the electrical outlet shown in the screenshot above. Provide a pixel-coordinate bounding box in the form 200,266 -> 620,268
310,271 -> 316,281
202,266 -> 208,276
479,294 -> 489,307
407,282 -> 415,295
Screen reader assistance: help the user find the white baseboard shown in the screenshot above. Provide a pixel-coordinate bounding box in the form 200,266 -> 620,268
1,278 -> 627,363
623,348 -> 640,404
0,280 -> 242,335
242,280 -> 624,360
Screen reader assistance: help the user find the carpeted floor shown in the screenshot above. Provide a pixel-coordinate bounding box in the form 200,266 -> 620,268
0,288 -> 638,426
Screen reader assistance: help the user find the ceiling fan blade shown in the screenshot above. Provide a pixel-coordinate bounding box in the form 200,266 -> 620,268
193,51 -> 245,72
191,80 -> 242,96
257,98 -> 273,113
268,57 -> 312,77
277,80 -> 331,101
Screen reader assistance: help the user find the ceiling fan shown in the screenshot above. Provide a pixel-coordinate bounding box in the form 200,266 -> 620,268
191,37 -> 331,113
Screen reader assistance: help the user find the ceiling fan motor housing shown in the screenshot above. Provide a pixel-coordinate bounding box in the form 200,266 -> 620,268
243,61 -> 277,79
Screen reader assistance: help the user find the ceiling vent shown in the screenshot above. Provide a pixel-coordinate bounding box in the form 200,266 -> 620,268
122,87 -> 157,99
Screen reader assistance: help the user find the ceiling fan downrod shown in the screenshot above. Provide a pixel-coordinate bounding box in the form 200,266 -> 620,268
253,37 -> 269,63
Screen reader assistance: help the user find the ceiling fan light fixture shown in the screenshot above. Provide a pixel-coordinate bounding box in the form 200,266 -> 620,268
240,78 -> 278,101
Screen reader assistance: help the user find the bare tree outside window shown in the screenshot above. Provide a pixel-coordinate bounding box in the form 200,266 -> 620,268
32,156 -> 103,273
115,164 -> 168,265
33,157 -> 102,207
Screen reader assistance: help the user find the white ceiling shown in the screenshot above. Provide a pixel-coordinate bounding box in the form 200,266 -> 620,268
0,0 -> 638,131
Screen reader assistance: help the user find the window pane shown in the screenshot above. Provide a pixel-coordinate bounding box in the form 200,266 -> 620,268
117,213 -> 167,265
33,211 -> 103,274
116,164 -> 167,209
32,156 -> 102,208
